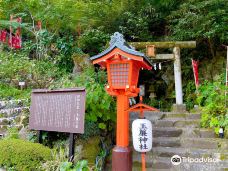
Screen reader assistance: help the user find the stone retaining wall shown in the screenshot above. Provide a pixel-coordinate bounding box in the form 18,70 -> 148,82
0,99 -> 29,135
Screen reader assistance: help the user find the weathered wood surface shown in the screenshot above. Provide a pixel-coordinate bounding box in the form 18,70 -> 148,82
149,54 -> 174,60
130,41 -> 196,49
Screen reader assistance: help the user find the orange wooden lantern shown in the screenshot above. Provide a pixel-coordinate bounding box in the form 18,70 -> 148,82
90,32 -> 152,171
91,32 -> 152,97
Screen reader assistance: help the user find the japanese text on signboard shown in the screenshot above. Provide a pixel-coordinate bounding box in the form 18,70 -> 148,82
29,88 -> 86,134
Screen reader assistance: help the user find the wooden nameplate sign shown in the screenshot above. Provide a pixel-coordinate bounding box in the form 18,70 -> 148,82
29,88 -> 86,159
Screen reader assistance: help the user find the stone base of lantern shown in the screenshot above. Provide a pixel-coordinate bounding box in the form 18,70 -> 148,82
112,146 -> 132,171
172,104 -> 186,113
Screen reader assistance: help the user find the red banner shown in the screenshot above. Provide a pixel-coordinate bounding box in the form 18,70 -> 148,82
8,35 -> 21,49
192,59 -> 199,88
0,30 -> 7,42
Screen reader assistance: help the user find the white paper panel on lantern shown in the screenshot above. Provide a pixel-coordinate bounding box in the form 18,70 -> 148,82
132,119 -> 152,152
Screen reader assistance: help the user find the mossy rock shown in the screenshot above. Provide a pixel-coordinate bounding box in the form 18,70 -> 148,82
0,126 -> 7,134
79,136 -> 101,167
0,119 -> 10,125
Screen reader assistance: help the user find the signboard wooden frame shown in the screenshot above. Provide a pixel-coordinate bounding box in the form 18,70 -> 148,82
29,88 -> 86,159
29,88 -> 86,134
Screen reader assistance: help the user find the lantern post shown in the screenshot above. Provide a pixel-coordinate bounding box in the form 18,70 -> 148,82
90,32 -> 153,171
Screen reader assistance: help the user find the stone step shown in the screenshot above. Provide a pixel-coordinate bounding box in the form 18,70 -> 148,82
162,113 -> 201,120
153,127 -> 183,138
130,111 -> 163,122
133,159 -> 171,170
153,137 -> 181,148
154,119 -> 200,128
133,147 -> 228,159
152,137 -> 228,150
133,156 -> 228,171
130,112 -> 201,124
152,127 -> 216,138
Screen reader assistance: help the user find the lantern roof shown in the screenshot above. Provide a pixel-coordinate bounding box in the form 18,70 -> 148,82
127,103 -> 158,112
90,32 -> 152,69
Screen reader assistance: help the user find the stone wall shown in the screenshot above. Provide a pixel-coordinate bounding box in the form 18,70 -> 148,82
0,99 -> 29,136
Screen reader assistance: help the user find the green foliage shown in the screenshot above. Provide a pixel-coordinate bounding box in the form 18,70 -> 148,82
80,121 -> 100,140
41,147 -> 69,171
52,67 -> 116,131
0,52 -> 31,83
118,11 -> 151,41
197,78 -> 228,134
184,81 -> 197,111
0,51 -> 64,90
55,36 -> 78,72
41,147 -> 93,171
0,139 -> 52,171
78,28 -> 110,56
5,127 -> 19,139
169,0 -> 228,42
30,59 -> 62,88
0,83 -> 31,100
59,160 -> 90,171
74,68 -> 116,130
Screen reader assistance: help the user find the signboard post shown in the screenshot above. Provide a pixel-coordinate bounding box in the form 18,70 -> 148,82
29,88 -> 86,159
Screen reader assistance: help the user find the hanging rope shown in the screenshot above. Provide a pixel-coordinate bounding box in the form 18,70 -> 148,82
152,59 -> 173,70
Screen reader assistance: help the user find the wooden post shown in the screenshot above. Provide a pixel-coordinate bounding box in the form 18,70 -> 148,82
112,94 -> 132,171
129,41 -> 196,49
69,133 -> 75,161
38,130 -> 42,143
141,153 -> 146,171
139,86 -> 146,171
173,47 -> 183,105
116,94 -> 129,146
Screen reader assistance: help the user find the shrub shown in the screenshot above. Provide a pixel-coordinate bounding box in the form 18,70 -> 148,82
0,139 -> 52,171
0,51 -> 64,89
197,77 -> 228,135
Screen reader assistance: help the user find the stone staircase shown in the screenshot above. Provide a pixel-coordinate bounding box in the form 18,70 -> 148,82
131,112 -> 228,171
0,99 -> 29,136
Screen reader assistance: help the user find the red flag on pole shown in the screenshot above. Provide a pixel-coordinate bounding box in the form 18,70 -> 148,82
192,59 -> 199,88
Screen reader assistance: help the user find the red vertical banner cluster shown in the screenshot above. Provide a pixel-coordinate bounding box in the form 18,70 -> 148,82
0,15 -> 22,49
192,59 -> 199,89
9,16 -> 22,49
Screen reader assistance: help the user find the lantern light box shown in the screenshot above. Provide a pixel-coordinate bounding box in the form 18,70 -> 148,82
91,32 -> 152,97
132,119 -> 152,153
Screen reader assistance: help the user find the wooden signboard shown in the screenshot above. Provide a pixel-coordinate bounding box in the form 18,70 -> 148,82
29,88 -> 86,134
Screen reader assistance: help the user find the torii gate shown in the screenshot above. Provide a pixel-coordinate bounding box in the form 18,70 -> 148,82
130,41 -> 196,112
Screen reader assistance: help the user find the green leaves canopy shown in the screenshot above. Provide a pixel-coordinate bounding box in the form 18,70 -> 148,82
169,0 -> 228,42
